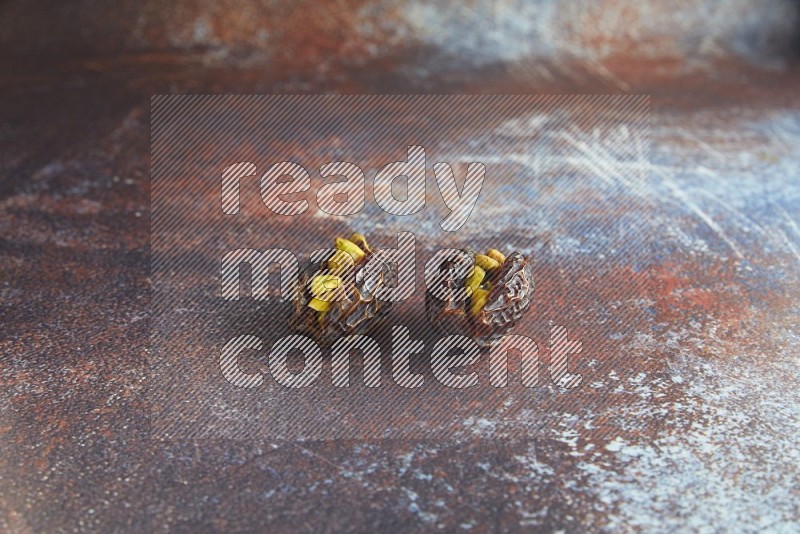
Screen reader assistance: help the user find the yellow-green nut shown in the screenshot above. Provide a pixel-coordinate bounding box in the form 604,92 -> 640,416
309,275 -> 342,298
469,286 -> 491,316
485,249 -> 506,265
327,249 -> 356,273
335,237 -> 366,263
308,297 -> 332,313
474,254 -> 501,271
349,232 -> 371,253
464,265 -> 486,296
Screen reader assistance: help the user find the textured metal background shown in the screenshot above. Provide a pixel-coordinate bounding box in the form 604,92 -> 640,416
1,1 -> 799,531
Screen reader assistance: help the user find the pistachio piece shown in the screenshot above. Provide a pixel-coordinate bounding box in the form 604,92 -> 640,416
474,254 -> 501,271
308,296 -> 332,313
335,237 -> 366,263
464,265 -> 486,296
469,286 -> 491,316
349,232 -> 372,253
309,275 -> 342,297
485,249 -> 506,265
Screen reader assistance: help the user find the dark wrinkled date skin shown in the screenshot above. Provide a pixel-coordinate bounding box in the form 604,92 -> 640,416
426,251 -> 535,348
289,257 -> 396,347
